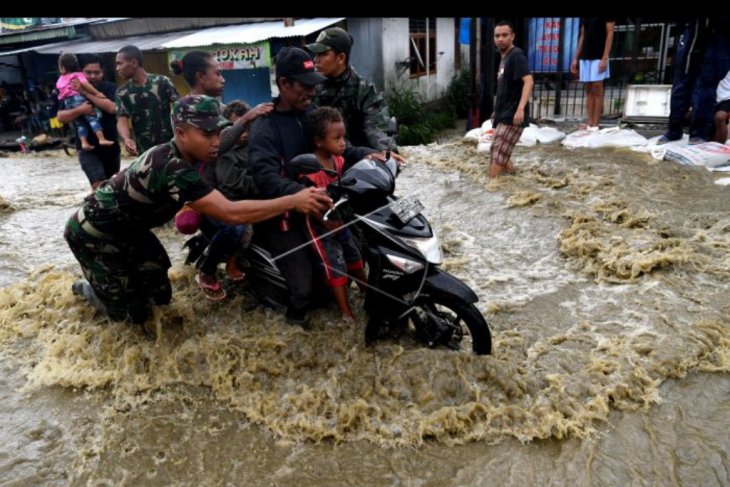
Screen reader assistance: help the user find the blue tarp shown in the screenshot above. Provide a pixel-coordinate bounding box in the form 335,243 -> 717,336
459,18 -> 471,45
527,17 -> 579,73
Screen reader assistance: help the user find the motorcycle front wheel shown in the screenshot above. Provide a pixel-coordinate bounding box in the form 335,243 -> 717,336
410,297 -> 492,355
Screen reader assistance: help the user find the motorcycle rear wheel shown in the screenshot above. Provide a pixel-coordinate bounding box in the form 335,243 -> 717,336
410,297 -> 492,355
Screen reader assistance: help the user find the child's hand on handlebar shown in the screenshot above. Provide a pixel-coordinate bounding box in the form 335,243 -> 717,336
390,152 -> 407,167
366,152 -> 386,162
367,151 -> 407,167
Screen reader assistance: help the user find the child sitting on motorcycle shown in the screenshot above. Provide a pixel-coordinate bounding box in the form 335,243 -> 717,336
305,107 -> 368,321
176,99 -> 269,301
193,100 -> 261,300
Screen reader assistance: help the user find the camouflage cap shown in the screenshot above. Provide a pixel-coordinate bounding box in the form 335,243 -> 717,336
305,27 -> 353,55
171,94 -> 231,132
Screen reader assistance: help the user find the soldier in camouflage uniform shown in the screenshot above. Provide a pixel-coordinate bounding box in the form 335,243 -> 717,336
65,94 -> 332,327
306,27 -> 396,152
115,45 -> 180,157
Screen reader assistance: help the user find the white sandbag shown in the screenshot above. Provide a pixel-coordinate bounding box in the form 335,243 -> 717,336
476,127 -> 494,152
471,122 -> 566,148
631,134 -> 689,160
470,121 -> 565,150
561,129 -> 594,148
463,119 -> 493,143
479,128 -> 495,142
648,146 -> 668,160
664,142 -> 730,168
517,124 -> 566,146
714,177 -> 730,186
534,126 -> 566,144
562,127 -> 648,149
517,124 -> 540,146
464,128 -> 482,142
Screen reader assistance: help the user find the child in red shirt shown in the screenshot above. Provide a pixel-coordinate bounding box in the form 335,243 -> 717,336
305,107 -> 368,321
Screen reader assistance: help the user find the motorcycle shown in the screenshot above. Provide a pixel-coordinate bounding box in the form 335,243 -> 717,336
184,138 -> 492,355
238,151 -> 492,355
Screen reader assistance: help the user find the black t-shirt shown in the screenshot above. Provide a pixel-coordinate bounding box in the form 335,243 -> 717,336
75,80 -> 120,152
580,18 -> 615,60
494,47 -> 530,128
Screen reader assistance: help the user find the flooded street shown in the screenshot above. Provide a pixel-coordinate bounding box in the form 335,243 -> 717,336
0,142 -> 728,485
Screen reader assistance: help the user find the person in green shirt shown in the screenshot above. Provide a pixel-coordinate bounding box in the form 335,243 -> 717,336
306,27 -> 394,152
115,44 -> 179,156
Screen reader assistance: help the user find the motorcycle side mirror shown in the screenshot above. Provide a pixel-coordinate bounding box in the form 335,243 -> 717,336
382,116 -> 398,162
386,116 -> 398,136
290,153 -> 322,176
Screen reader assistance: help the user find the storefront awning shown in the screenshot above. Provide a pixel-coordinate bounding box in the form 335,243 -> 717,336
162,17 -> 344,49
0,18 -> 112,46
0,18 -> 343,57
0,29 -> 197,57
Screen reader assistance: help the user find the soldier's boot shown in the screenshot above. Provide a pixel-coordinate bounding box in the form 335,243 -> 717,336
72,279 -> 108,314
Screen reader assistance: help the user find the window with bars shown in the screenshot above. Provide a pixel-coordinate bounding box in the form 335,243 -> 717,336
409,18 -> 437,77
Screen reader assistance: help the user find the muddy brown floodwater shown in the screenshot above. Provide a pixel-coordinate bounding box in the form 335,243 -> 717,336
0,141 -> 728,485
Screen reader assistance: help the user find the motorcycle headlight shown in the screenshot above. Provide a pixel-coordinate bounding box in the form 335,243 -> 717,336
402,236 -> 442,265
385,254 -> 425,274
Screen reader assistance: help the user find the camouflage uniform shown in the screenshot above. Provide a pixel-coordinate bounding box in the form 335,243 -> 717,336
115,74 -> 180,154
313,67 -> 394,151
65,95 -> 229,323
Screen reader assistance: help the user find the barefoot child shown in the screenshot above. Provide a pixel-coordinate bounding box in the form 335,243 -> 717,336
305,107 -> 368,321
56,53 -> 115,152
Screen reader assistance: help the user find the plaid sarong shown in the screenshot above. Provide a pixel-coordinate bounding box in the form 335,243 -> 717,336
490,123 -> 523,167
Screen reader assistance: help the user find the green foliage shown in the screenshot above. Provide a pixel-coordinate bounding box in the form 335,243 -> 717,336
387,87 -> 427,126
398,124 -> 434,146
430,111 -> 456,131
447,69 -> 471,118
613,98 -> 624,112
386,86 -> 456,146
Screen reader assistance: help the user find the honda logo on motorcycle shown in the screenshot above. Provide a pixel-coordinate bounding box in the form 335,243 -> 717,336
383,269 -> 403,280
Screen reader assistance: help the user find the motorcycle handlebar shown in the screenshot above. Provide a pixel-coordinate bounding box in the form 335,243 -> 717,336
323,196 -> 349,222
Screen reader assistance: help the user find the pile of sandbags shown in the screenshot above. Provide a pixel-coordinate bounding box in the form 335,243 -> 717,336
463,120 -> 566,152
664,142 -> 730,169
561,126 -> 648,149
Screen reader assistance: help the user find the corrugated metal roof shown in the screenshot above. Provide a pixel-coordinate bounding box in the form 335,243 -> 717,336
0,29 -> 197,56
162,17 -> 344,49
89,18 -> 276,39
0,26 -> 79,46
0,18 -> 115,46
0,18 -> 103,37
